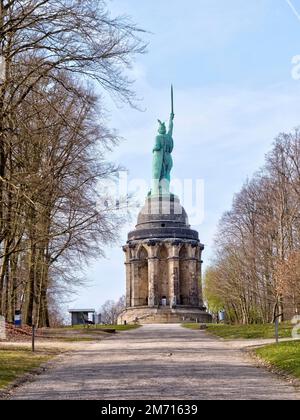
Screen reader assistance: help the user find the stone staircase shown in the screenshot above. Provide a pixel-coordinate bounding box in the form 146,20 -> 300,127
118,306 -> 211,325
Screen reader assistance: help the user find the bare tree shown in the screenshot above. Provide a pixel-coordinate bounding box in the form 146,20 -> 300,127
0,1 -> 146,325
99,296 -> 125,325
206,128 -> 300,324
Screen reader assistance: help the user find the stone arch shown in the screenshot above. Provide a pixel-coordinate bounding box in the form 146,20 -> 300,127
158,244 -> 169,306
129,244 -> 138,260
137,245 -> 148,306
179,244 -> 191,305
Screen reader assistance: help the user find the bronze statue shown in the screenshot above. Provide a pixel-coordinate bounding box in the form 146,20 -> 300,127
152,85 -> 175,195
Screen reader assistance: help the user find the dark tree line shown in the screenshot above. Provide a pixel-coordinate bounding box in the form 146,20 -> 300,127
0,0 -> 146,326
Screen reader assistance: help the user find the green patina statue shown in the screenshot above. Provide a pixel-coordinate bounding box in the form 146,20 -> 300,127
151,86 -> 175,196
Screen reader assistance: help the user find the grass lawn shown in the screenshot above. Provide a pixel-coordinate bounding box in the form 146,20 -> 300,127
182,323 -> 205,330
0,347 -> 59,390
182,323 -> 293,340
255,341 -> 300,379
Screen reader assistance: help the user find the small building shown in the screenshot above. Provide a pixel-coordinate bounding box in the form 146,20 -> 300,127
68,309 -> 96,326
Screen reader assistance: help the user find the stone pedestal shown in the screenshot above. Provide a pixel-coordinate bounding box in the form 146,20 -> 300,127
118,194 -> 212,325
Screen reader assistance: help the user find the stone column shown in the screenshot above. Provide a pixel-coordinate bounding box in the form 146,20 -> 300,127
168,242 -> 181,308
123,246 -> 132,308
188,244 -> 200,307
131,260 -> 140,307
147,242 -> 159,307
129,245 -> 140,307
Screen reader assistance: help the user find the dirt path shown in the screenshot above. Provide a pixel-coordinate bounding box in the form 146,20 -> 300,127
9,324 -> 300,400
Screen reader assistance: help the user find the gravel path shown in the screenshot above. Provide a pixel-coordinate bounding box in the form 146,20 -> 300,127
10,324 -> 300,400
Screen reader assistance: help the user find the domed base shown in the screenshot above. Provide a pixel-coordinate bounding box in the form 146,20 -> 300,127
128,194 -> 199,242
118,307 -> 212,325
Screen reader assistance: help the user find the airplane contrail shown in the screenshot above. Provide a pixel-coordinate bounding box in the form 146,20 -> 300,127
285,0 -> 300,22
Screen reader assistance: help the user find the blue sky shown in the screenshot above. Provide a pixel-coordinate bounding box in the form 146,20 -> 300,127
69,0 -> 300,313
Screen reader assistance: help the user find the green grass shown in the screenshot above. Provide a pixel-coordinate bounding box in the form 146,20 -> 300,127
0,347 -> 58,390
255,341 -> 300,379
182,323 -> 293,339
182,323 -> 204,330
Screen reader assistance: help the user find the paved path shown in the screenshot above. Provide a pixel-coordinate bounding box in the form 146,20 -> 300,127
10,324 -> 300,400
